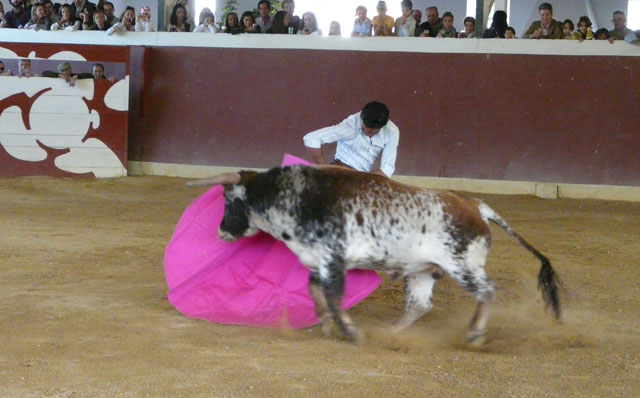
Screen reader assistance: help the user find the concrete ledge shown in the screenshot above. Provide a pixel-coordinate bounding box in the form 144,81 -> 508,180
128,161 -> 640,202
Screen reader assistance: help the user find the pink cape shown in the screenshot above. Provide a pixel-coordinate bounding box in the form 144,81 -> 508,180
164,154 -> 382,329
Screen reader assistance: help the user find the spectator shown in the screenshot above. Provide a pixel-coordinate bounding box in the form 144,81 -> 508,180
222,11 -> 238,33
135,6 -> 154,31
79,3 -> 97,30
18,59 -> 36,77
394,0 -> 415,37
411,9 -> 422,36
624,30 -> 640,46
234,11 -> 260,34
3,0 -> 30,28
24,3 -> 52,30
167,4 -> 191,32
328,20 -> 340,36
372,1 -> 393,37
298,11 -> 320,35
351,5 -> 372,37
90,10 -> 109,30
0,60 -> 12,76
573,16 -> 594,41
71,0 -> 96,24
282,0 -> 301,34
266,10 -> 288,34
51,4 -> 80,31
255,0 -> 271,33
562,19 -> 574,39
504,26 -> 517,39
193,7 -> 216,33
0,1 -> 7,28
102,1 -> 116,25
436,11 -> 456,38
164,0 -> 194,30
57,62 -> 79,86
458,16 -> 475,38
483,10 -> 507,38
594,28 -> 609,40
42,0 -> 58,24
419,6 -> 441,37
522,2 -> 563,39
106,8 -> 134,34
92,63 -> 117,81
303,101 -> 400,178
609,11 -> 632,41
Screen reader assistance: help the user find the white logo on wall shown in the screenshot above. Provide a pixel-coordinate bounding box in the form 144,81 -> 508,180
0,49 -> 128,177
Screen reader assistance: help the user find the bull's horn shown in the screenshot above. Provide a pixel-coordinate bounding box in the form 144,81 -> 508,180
186,172 -> 241,187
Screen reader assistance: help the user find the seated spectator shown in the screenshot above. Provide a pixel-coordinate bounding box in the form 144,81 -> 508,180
522,2 -> 563,39
573,16 -> 594,41
609,11 -> 633,41
167,4 -> 191,32
436,11 -> 456,38
135,6 -> 154,32
328,20 -> 340,36
193,7 -> 216,33
298,11 -> 321,35
78,3 -> 97,30
282,0 -> 301,34
625,30 -> 640,46
3,0 -> 29,28
394,0 -> 415,37
18,59 -> 36,77
106,8 -> 135,34
51,4 -> 80,31
0,60 -> 12,75
419,6 -> 441,37
458,16 -> 475,38
594,28 -> 610,41
483,10 -> 507,38
57,62 -> 78,86
255,0 -> 271,33
92,63 -> 117,81
90,10 -> 110,30
0,1 -> 7,28
70,0 -> 95,24
221,11 -> 238,33
232,11 -> 259,34
504,26 -> 517,39
42,0 -> 58,24
102,1 -> 117,25
411,9 -> 422,36
24,3 -> 52,30
372,1 -> 393,37
266,10 -> 288,34
351,5 -> 372,37
562,19 -> 574,40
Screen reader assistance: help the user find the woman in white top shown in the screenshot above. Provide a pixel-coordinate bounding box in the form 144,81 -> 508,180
298,11 -> 321,35
51,4 -> 80,31
106,8 -> 135,35
193,7 -> 216,33
24,3 -> 52,30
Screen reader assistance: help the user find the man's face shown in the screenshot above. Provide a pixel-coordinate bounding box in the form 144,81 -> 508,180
258,3 -> 269,17
412,10 -> 421,23
612,13 -> 626,30
361,121 -> 381,138
539,9 -> 552,25
465,20 -> 474,34
283,1 -> 294,16
10,0 -> 23,9
43,3 -> 52,16
92,65 -> 104,79
357,9 -> 366,20
103,4 -> 113,16
19,60 -> 30,73
505,29 -> 515,39
426,8 -> 438,24
401,6 -> 411,18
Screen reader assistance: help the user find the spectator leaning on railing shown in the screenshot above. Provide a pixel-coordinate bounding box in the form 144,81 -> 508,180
352,5 -> 372,37
522,2 -> 563,39
609,11 -> 633,41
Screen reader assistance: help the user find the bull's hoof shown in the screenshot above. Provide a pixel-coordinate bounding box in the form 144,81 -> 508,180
467,330 -> 486,346
345,328 -> 363,344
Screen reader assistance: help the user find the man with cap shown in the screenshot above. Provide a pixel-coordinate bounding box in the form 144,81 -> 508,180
135,6 -> 155,31
303,101 -> 400,178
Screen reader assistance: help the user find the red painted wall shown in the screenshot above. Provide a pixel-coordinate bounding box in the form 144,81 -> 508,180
129,47 -> 640,186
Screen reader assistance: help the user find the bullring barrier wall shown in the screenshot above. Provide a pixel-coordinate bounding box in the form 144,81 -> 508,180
1,31 -> 639,200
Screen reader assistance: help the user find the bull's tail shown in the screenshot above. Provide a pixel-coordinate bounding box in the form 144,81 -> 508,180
478,202 -> 561,320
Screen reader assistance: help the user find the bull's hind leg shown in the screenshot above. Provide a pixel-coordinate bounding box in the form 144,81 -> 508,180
390,270 -> 438,333
450,266 -> 496,346
309,271 -> 332,337
319,260 -> 362,343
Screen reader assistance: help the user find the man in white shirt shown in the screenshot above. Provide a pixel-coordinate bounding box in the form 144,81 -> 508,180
303,102 -> 400,178
255,0 -> 271,33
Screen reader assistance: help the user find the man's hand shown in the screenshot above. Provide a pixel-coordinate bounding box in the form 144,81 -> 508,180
306,147 -> 327,166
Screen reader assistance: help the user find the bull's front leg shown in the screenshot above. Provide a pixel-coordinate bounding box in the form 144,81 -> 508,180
320,259 -> 362,343
308,271 -> 332,337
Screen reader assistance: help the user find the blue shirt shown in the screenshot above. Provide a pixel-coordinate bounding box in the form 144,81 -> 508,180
303,112 -> 400,177
352,18 -> 372,36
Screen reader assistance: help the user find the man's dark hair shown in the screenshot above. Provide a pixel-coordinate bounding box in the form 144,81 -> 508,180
258,0 -> 270,9
463,16 -> 475,26
539,2 -> 552,12
282,0 -> 294,5
594,28 -> 609,39
401,0 -> 412,9
506,26 -> 516,35
92,62 -> 104,69
361,102 -> 389,129
426,6 -> 438,14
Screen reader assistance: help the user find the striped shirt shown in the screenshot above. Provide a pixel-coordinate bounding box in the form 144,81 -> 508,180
303,112 -> 400,177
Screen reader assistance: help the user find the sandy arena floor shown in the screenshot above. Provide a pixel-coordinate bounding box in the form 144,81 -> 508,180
0,176 -> 638,397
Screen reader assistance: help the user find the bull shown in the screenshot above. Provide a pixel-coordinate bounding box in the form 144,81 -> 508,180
188,165 -> 561,345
